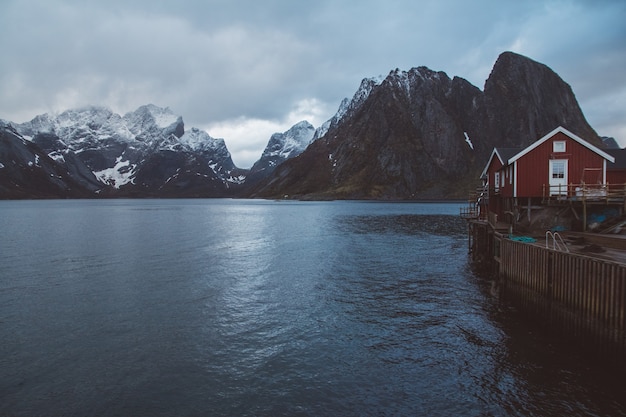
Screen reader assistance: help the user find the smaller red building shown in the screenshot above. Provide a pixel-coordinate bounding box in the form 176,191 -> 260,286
481,126 -> 616,223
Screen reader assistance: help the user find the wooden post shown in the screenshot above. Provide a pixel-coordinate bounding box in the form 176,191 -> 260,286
583,190 -> 587,232
468,222 -> 472,253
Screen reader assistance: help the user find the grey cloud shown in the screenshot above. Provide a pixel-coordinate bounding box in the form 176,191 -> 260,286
1,0 -> 625,163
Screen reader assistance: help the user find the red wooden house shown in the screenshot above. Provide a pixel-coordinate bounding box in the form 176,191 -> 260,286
480,126 -> 616,223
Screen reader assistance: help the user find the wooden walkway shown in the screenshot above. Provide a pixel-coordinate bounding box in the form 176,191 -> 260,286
522,231 -> 626,265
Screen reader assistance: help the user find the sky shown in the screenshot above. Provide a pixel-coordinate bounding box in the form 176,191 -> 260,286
0,0 -> 625,168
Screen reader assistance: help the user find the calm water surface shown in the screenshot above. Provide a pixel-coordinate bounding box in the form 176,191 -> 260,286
0,199 -> 625,416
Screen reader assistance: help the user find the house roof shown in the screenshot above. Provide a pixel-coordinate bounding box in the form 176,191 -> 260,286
480,147 -> 524,178
480,126 -> 615,179
508,126 -> 615,164
496,147 -> 523,163
480,149 -> 501,179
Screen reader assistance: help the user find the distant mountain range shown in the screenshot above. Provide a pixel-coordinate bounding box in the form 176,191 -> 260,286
0,51 -> 615,199
0,105 -> 314,198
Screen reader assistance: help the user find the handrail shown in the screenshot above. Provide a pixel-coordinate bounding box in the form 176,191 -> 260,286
542,182 -> 626,205
546,231 -> 569,252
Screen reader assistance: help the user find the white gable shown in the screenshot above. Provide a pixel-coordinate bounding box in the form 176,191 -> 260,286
480,148 -> 505,179
508,126 -> 615,164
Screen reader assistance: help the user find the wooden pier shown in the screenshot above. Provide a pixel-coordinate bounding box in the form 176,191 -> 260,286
468,220 -> 626,369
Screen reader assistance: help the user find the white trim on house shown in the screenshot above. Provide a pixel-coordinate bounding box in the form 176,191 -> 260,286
513,161 -> 518,198
549,159 -> 569,195
508,126 -> 615,164
480,148 -> 505,179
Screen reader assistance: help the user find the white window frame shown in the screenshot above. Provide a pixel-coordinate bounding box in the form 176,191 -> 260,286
553,141 -> 566,153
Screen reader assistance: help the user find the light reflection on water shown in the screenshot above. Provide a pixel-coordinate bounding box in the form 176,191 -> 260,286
0,199 -> 624,416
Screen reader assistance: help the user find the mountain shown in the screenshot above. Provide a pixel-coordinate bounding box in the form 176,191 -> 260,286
1,104 -> 314,198
480,52 -> 600,149
10,105 -> 243,197
0,51 -> 611,200
0,122 -> 92,198
244,121 -> 315,186
250,52 -> 603,200
602,136 -> 620,149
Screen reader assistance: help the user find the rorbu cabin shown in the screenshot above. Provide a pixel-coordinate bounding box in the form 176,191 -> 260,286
479,126 -> 624,231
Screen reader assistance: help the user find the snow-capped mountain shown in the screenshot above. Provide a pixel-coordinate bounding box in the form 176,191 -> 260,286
3,51 -> 605,200
1,104 -> 321,198
241,121 -> 315,188
123,104 -> 184,143
0,121 -> 93,198
11,105 -> 242,196
313,76 -> 383,141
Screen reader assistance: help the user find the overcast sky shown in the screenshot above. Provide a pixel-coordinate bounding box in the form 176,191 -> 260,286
1,0 -> 625,167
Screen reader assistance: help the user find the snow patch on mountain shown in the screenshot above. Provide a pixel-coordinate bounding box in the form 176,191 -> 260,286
464,132 -> 474,150
264,121 -> 315,160
150,106 -> 179,129
179,127 -> 225,152
123,104 -> 183,140
93,156 -> 136,188
314,76 -> 383,141
226,174 -> 246,184
48,151 -> 66,163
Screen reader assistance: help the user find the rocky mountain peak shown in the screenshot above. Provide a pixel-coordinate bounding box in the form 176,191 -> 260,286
250,51 -> 601,200
123,104 -> 184,141
482,51 -> 600,148
179,127 -> 223,151
242,120 -> 315,186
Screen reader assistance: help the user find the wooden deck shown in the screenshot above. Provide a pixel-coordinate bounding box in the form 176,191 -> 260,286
521,231 -> 626,265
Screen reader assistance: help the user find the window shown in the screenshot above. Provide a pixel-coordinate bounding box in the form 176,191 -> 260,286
553,141 -> 566,153
552,160 -> 566,179
494,172 -> 500,190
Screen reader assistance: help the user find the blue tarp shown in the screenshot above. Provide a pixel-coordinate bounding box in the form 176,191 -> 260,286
508,235 -> 537,243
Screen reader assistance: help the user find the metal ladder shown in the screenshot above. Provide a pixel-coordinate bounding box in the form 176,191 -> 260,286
546,231 -> 569,252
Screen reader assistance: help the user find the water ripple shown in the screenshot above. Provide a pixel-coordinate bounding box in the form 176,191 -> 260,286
0,200 -> 624,416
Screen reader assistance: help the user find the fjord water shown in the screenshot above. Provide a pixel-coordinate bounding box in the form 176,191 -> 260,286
1,200 -> 624,416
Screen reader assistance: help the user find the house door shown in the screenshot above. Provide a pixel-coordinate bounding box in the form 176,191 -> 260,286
549,159 -> 568,195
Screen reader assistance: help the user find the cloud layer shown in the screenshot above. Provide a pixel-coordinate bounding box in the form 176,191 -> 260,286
1,0 -> 625,167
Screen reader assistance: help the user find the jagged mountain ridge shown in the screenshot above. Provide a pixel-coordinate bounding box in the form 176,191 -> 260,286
1,104 -> 317,198
602,136 -> 620,149
250,51 -> 604,199
0,51 -> 611,199
245,121 -> 315,186
10,105 -> 243,197
0,122 -> 92,198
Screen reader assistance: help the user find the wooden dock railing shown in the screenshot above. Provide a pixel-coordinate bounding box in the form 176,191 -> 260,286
542,182 -> 626,204
497,236 -> 626,366
460,185 -> 488,220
